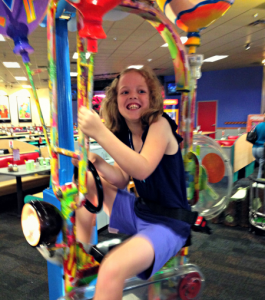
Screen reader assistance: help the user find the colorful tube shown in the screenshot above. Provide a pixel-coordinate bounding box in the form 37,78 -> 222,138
24,63 -> 51,157
47,0 -> 60,193
77,28 -> 89,200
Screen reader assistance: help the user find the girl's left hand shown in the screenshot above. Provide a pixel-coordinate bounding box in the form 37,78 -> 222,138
78,106 -> 105,139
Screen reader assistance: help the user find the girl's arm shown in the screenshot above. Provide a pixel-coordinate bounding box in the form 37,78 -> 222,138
72,152 -> 130,189
97,117 -> 171,181
90,154 -> 130,189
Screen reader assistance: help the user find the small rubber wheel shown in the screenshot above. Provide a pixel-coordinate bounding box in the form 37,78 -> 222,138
178,272 -> 202,300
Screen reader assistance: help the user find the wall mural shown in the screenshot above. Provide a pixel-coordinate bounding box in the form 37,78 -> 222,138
17,96 -> 32,122
0,95 -> 11,123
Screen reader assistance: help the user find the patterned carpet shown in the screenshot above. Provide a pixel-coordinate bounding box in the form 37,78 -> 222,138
1,174 -> 265,300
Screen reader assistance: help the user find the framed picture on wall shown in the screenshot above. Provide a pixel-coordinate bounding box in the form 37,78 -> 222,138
17,96 -> 32,122
0,95 -> 11,123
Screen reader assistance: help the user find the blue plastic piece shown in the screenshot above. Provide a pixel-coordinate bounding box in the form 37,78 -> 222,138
45,19 -> 98,300
44,188 -> 64,300
56,19 -> 75,185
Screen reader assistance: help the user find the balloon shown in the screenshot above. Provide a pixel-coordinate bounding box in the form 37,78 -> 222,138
0,0 -> 49,62
66,0 -> 122,52
156,0 -> 235,48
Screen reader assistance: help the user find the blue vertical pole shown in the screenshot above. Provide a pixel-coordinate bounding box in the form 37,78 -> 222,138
45,18 -> 98,300
56,19 -> 75,184
45,18 -> 74,300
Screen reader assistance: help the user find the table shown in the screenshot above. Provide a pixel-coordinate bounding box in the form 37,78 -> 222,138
0,163 -> 50,215
194,131 -> 216,136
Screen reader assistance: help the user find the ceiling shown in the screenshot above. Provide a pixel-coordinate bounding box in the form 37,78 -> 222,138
1,0 -> 265,89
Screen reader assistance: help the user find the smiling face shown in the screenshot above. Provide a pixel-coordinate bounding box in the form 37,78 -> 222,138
117,70 -> 150,124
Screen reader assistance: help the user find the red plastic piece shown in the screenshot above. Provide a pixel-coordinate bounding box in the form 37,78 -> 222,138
87,39 -> 98,53
178,272 -> 202,300
227,136 -> 239,140
216,140 -> 235,147
67,0 -> 122,52
221,140 -> 235,146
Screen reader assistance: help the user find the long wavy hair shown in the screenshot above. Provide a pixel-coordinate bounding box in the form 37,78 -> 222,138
100,67 -> 164,133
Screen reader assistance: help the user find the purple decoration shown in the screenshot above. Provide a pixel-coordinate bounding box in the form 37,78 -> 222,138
0,0 -> 49,62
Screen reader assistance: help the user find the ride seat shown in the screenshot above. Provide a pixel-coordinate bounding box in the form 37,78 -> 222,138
90,234 -> 192,264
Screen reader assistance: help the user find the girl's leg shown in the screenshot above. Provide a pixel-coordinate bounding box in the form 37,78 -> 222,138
254,147 -> 265,178
258,157 -> 265,178
76,171 -> 118,244
94,235 -> 155,300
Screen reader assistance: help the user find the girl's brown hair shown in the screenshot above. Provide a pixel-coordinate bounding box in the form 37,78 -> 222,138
100,66 -> 164,133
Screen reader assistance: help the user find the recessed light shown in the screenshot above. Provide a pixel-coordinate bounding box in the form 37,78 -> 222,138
147,59 -> 152,62
161,43 -> 168,47
203,55 -> 228,62
15,76 -> 27,81
0,34 -> 5,42
70,72 -> 78,77
245,43 -> 251,50
72,52 -> 90,59
22,85 -> 32,89
3,62 -> 20,68
180,36 -> 188,44
127,65 -> 143,69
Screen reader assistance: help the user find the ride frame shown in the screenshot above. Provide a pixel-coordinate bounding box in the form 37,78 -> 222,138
23,1 -> 207,300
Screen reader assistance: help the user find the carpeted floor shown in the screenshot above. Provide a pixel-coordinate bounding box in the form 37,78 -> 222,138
1,170 -> 265,300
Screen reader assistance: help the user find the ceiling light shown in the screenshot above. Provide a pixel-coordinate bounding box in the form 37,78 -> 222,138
22,85 -> 32,89
203,55 -> 228,62
161,43 -> 168,47
70,72 -> 78,77
127,65 -> 143,69
15,77 -> 27,81
180,37 -> 188,44
254,13 -> 258,18
3,62 -> 20,68
147,59 -> 152,62
72,52 -> 90,59
0,34 -> 5,41
245,43 -> 250,50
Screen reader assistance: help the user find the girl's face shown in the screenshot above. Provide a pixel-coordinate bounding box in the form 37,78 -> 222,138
117,71 -> 150,123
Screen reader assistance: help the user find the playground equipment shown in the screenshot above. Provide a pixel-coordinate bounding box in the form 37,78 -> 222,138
0,0 -> 234,299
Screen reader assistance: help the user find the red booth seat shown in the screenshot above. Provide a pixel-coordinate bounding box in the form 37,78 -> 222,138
0,152 -> 39,168
217,140 -> 235,147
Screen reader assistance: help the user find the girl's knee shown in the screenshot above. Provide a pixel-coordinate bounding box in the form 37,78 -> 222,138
98,256 -> 125,283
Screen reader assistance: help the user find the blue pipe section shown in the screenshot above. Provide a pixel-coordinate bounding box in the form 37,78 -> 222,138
56,19 -> 74,185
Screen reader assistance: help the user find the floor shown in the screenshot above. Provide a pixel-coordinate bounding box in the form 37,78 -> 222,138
0,171 -> 265,300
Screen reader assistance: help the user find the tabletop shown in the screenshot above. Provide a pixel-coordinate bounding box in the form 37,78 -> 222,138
0,163 -> 51,177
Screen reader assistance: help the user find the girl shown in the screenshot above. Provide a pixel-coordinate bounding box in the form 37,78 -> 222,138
74,66 -> 191,300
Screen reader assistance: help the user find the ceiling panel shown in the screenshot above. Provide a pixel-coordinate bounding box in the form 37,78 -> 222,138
1,1 -> 265,89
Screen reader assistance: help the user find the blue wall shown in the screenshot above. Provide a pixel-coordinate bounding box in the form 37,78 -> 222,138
165,66 -> 263,128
